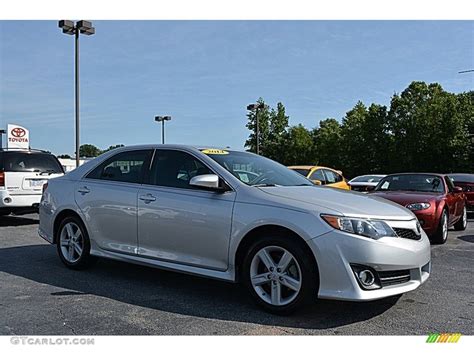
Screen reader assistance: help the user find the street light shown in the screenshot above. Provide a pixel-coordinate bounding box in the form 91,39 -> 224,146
58,20 -> 95,168
155,116 -> 172,144
247,102 -> 265,155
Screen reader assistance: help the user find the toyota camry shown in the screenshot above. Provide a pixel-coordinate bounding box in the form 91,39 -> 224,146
38,145 -> 431,313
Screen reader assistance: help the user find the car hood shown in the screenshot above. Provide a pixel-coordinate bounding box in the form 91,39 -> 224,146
369,191 -> 442,207
257,186 -> 415,220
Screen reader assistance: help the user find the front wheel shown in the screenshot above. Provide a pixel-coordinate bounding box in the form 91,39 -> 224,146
454,206 -> 467,231
431,210 -> 448,244
56,216 -> 95,270
241,236 -> 318,314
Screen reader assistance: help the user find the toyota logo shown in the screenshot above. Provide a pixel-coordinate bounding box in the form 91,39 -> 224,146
11,128 -> 26,138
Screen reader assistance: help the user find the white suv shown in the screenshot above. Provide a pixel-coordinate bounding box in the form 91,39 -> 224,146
0,149 -> 64,215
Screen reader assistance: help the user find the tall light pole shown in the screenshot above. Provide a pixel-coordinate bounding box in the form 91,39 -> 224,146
0,129 -> 5,149
58,20 -> 95,168
155,116 -> 172,144
247,102 -> 265,155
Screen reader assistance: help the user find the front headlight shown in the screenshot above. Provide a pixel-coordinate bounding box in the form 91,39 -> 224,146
321,214 -> 397,239
406,202 -> 431,211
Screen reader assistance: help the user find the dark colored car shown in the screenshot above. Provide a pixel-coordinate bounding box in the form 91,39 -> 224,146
449,174 -> 474,212
370,173 -> 467,244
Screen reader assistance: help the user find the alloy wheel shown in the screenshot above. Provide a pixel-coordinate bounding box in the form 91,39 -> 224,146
250,246 -> 302,306
59,222 -> 84,263
442,212 -> 448,242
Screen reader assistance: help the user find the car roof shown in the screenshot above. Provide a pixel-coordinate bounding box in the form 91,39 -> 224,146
384,172 -> 446,178
109,144 -> 241,152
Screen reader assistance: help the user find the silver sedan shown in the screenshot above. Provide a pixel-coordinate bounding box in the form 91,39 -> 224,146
38,145 -> 430,313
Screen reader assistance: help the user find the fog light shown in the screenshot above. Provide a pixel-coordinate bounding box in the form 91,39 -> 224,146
3,197 -> 12,204
358,270 -> 375,287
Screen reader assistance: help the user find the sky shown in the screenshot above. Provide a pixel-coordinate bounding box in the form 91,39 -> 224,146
0,20 -> 473,155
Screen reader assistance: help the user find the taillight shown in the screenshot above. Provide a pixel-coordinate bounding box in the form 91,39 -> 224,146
42,182 -> 48,194
0,171 -> 4,187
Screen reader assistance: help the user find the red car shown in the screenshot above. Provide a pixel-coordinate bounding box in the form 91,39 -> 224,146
449,174 -> 474,212
370,173 -> 467,244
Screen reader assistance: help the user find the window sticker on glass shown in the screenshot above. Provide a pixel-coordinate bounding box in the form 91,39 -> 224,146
201,149 -> 229,155
381,181 -> 390,189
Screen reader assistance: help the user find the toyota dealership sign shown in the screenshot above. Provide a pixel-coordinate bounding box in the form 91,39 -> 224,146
7,124 -> 30,149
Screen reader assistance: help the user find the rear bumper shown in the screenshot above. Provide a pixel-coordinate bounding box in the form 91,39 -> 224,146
0,189 -> 41,210
308,226 -> 431,301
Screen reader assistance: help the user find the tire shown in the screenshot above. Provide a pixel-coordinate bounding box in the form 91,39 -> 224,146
56,215 -> 95,270
454,206 -> 468,231
431,209 -> 448,244
241,234 -> 318,315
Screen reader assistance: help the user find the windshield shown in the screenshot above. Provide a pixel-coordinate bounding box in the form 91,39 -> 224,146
201,150 -> 313,186
352,175 -> 384,183
375,174 -> 445,193
1,152 -> 63,173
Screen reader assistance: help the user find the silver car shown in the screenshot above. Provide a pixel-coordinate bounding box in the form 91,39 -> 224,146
38,145 -> 431,313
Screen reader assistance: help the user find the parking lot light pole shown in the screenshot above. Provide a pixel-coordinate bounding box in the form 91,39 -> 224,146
58,20 -> 95,168
0,129 -> 6,149
247,103 -> 265,155
155,116 -> 172,144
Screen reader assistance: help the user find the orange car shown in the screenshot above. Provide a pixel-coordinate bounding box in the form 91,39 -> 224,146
288,165 -> 350,190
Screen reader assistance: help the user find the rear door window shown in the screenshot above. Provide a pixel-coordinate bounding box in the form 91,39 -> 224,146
86,150 -> 153,184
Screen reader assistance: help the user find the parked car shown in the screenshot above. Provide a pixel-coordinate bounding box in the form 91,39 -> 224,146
348,174 -> 386,192
449,173 -> 474,212
370,173 -> 467,244
287,165 -> 350,190
39,145 -> 430,313
0,149 -> 64,216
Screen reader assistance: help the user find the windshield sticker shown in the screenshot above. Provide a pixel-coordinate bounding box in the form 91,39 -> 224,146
202,149 -> 229,155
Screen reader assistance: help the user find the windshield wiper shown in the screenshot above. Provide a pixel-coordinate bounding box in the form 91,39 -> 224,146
253,183 -> 278,187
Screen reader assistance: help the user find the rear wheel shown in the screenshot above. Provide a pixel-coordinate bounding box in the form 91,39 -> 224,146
56,216 -> 95,270
431,210 -> 448,244
241,235 -> 318,314
454,206 -> 467,231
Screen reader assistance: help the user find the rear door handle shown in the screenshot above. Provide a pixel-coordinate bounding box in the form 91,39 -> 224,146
139,193 -> 156,203
77,186 -> 90,195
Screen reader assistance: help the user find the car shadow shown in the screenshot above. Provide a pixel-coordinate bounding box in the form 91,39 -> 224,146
458,235 -> 474,243
0,244 -> 400,331
0,215 -> 39,227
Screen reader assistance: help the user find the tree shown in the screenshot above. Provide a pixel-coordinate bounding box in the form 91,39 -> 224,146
279,124 -> 315,165
245,99 -> 290,159
79,144 -> 102,158
57,154 -> 72,159
312,118 -> 341,169
387,82 -> 471,173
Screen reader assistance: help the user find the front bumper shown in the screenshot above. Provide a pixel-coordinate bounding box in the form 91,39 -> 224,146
308,224 -> 431,301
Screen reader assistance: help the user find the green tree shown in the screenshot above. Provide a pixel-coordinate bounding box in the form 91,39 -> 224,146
245,99 -> 290,159
57,154 -> 72,159
279,124 -> 315,165
312,118 -> 341,168
79,144 -> 102,158
387,82 -> 471,173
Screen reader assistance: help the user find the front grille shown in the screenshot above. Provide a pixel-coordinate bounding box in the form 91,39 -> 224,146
394,227 -> 421,241
378,269 -> 411,287
351,186 -> 366,192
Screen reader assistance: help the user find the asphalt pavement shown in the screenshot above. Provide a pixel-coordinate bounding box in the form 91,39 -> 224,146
0,213 -> 473,335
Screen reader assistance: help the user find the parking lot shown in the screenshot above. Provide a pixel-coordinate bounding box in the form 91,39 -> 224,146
0,213 -> 472,335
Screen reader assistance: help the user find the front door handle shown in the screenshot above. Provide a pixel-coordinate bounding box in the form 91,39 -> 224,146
77,186 -> 90,195
139,193 -> 156,203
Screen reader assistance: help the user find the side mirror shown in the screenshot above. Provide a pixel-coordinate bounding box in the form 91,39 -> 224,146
189,174 -> 223,191
312,179 -> 322,185
453,186 -> 463,193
